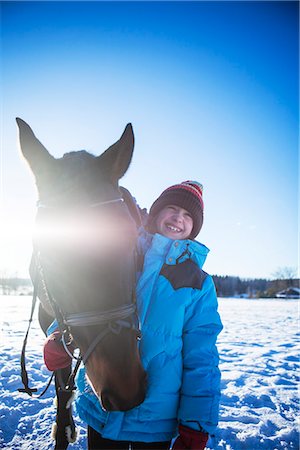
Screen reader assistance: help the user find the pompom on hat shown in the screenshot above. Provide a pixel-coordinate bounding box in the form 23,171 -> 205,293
147,180 -> 204,239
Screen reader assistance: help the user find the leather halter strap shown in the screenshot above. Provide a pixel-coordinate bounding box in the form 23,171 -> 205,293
64,304 -> 136,328
18,194 -> 140,396
18,273 -> 55,397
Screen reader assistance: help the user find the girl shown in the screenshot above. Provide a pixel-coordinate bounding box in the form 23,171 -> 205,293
75,180 -> 223,450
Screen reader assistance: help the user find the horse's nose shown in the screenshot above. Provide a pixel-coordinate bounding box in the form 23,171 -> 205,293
100,391 -> 113,411
100,385 -> 146,412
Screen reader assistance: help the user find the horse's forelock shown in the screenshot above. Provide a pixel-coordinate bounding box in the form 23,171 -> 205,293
59,150 -> 98,179
62,150 -> 96,160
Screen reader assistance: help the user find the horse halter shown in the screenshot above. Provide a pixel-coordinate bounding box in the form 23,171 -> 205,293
19,195 -> 141,396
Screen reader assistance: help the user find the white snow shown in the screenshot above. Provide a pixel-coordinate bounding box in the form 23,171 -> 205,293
0,296 -> 299,449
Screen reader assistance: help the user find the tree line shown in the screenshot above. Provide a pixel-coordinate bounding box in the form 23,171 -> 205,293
0,277 -> 32,295
0,274 -> 299,298
212,275 -> 299,298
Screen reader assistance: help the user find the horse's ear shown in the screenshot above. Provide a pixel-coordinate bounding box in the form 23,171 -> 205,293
99,123 -> 134,184
16,118 -> 55,176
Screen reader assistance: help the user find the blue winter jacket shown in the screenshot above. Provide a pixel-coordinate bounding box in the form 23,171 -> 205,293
75,231 -> 223,442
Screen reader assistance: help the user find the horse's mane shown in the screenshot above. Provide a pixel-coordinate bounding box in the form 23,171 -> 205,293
119,186 -> 142,228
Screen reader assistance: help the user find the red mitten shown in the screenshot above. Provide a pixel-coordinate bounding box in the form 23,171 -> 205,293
172,425 -> 209,450
43,330 -> 74,371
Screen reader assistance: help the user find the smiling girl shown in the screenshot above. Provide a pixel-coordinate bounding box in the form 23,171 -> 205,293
76,181 -> 223,450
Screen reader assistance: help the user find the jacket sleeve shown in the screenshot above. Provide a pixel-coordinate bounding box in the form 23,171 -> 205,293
177,275 -> 223,435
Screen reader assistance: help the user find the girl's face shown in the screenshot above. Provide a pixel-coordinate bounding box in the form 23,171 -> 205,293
155,205 -> 193,240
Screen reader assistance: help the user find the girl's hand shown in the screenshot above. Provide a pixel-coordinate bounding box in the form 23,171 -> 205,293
172,424 -> 208,450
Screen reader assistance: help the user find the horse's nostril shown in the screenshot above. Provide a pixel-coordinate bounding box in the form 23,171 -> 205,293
100,393 -> 111,411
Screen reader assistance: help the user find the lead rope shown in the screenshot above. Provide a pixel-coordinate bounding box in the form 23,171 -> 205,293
18,254 -> 75,397
18,270 -> 55,397
35,256 -> 82,394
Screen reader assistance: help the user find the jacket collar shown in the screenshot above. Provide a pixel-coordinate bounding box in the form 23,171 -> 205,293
138,228 -> 209,269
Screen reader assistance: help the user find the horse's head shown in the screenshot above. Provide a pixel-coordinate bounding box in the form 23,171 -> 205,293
17,118 -> 146,411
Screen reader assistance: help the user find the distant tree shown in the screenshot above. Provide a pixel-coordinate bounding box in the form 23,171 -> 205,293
0,271 -> 32,295
213,275 -> 269,298
272,266 -> 298,280
0,270 -> 10,295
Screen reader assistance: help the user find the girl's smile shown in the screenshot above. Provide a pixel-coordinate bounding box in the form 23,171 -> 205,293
155,205 -> 193,240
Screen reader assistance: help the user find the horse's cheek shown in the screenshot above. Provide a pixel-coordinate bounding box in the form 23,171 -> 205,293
84,357 -> 105,397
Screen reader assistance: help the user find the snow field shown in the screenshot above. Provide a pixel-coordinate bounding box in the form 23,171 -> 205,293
215,299 -> 299,449
0,296 -> 299,449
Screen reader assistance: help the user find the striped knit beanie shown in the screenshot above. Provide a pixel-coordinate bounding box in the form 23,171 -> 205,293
148,181 -> 204,239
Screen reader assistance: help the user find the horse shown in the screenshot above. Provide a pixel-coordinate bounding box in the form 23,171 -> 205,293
17,118 -> 147,449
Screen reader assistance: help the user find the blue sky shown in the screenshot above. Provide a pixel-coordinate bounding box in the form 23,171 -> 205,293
1,1 -> 299,279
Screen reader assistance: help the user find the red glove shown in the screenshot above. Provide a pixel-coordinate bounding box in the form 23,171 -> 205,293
172,425 -> 209,450
43,330 -> 74,371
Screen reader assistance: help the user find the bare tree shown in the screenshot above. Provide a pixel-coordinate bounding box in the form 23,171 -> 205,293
272,266 -> 298,280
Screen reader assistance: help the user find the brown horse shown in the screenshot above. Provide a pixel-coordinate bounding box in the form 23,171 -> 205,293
17,118 -> 146,449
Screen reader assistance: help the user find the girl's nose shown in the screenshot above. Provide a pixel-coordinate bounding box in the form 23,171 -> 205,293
173,213 -> 183,223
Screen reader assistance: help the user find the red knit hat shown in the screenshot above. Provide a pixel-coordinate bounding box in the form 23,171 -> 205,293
148,181 -> 204,239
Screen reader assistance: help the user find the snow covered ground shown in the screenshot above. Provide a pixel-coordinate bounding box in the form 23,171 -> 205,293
0,296 -> 299,449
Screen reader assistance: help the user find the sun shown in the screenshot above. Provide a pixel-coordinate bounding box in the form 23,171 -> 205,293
0,209 -> 34,278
